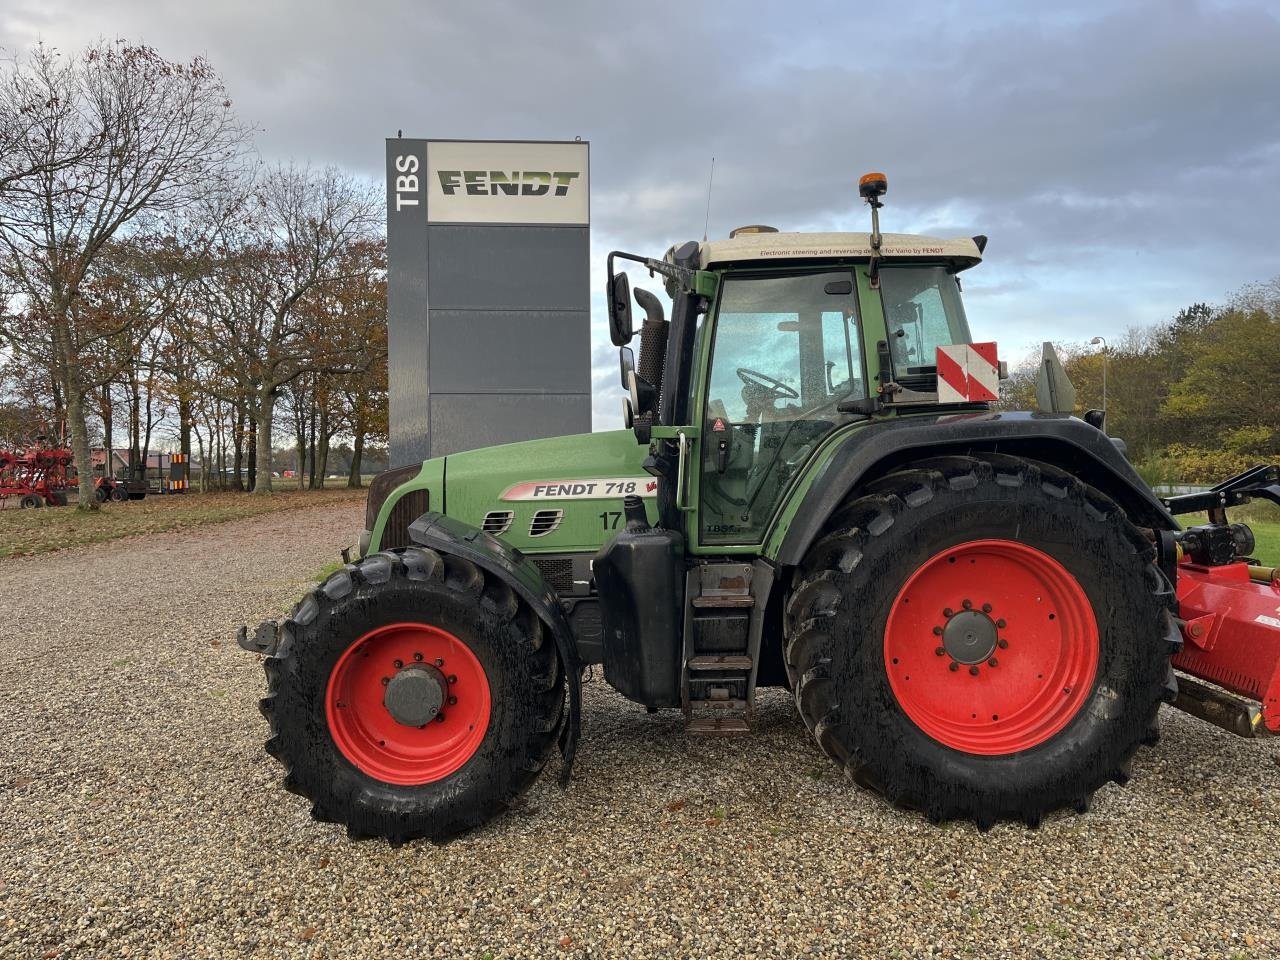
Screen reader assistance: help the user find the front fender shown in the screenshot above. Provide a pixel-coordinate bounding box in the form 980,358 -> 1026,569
406,511 -> 582,784
770,411 -> 1176,567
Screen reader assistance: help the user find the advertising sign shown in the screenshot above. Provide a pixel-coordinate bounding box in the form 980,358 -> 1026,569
424,140 -> 589,225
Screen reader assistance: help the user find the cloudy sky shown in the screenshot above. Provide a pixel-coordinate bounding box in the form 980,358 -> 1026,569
4,0 -> 1278,428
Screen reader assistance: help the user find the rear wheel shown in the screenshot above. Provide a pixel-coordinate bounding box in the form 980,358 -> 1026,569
784,454 -> 1178,828
19,494 -> 41,509
260,548 -> 565,842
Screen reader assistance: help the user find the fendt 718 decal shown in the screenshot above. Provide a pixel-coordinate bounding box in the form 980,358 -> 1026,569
500,477 -> 658,501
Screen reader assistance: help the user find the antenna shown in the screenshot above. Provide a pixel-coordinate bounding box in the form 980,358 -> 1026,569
702,157 -> 716,242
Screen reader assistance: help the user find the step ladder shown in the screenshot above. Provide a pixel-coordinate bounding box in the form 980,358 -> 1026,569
684,564 -> 756,735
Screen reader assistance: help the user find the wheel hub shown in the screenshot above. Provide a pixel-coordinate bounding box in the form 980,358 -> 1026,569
942,610 -> 998,664
383,664 -> 449,727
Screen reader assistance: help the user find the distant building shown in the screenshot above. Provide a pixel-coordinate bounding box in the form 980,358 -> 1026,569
91,448 -> 174,478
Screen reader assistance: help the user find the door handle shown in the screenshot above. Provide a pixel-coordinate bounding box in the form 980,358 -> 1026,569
676,430 -> 695,512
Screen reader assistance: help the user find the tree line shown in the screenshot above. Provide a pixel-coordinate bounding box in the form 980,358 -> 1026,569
1000,280 -> 1279,482
0,41 -> 387,506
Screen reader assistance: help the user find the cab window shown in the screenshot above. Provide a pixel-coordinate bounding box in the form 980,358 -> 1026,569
879,265 -> 973,373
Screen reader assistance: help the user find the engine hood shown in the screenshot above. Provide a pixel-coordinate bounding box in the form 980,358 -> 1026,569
443,429 -> 655,553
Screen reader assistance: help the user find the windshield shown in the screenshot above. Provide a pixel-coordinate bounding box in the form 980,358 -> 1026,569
699,271 -> 865,544
879,265 -> 973,373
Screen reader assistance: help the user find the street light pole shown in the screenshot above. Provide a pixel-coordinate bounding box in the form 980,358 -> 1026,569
1089,336 -> 1108,414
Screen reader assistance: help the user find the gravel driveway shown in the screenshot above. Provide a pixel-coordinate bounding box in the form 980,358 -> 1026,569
1,502 -> 1278,959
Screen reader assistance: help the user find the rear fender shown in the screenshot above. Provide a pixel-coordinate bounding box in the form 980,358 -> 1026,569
407,511 -> 582,783
771,411 -> 1177,567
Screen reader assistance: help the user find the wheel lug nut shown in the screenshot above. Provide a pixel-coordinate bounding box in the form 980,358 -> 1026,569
447,695 -> 457,706
414,652 -> 423,662
962,599 -> 973,610
435,658 -> 444,667
982,603 -> 992,613
998,638 -> 1009,649
447,675 -> 457,685
996,619 -> 1007,629
987,658 -> 999,668
932,626 -> 943,636
381,677 -> 390,686
935,647 -> 946,656
943,608 -> 954,618
969,665 -> 980,676
393,659 -> 403,669
949,662 -> 960,672
435,713 -> 446,723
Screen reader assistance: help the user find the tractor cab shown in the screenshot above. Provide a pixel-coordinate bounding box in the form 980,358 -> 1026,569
607,173 -> 991,545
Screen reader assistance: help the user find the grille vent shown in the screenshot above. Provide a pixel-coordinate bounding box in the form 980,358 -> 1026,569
481,510 -> 514,535
532,557 -> 574,593
529,509 -> 563,538
383,488 -> 430,549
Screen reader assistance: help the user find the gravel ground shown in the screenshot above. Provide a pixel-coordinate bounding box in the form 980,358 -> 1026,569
1,502 -> 1278,959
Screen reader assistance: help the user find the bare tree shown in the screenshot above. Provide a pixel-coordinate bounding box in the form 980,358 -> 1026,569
0,45 -> 99,197
234,164 -> 379,494
0,41 -> 249,508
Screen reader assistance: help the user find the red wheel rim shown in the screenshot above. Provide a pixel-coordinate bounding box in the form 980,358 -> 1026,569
883,539 -> 1099,755
326,623 -> 491,785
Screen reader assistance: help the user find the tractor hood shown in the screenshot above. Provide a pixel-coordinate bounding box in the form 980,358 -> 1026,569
442,430 -> 655,553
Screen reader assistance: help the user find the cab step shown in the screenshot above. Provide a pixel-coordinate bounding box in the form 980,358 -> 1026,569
686,716 -> 751,736
688,655 -> 754,671
691,595 -> 755,608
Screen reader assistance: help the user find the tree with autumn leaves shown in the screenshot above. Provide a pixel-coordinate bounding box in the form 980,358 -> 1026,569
999,284 -> 1280,481
0,40 -> 386,504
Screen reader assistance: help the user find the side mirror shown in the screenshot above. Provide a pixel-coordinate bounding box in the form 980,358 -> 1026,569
619,346 -> 635,389
607,271 -> 633,345
619,345 -> 656,423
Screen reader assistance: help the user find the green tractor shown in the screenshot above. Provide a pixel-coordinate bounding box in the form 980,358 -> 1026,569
241,172 -> 1280,841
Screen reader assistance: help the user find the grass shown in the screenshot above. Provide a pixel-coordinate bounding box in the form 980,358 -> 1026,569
1248,520 -> 1279,565
0,487 -> 364,559
1232,501 -> 1280,565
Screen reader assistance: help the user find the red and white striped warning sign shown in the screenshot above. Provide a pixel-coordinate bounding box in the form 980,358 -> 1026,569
935,342 -> 999,403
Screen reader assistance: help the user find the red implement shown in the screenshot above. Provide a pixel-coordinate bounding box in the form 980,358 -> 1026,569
1173,560 -> 1280,732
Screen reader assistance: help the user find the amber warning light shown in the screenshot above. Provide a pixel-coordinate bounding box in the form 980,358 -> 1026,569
859,172 -> 888,200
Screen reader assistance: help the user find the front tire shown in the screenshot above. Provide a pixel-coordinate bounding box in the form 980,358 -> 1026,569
259,548 -> 565,842
784,454 -> 1179,828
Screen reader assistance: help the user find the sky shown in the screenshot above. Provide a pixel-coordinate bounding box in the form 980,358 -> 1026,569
3,0 -> 1279,429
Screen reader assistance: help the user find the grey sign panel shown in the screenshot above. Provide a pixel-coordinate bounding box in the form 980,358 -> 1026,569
429,394 -> 591,454
386,139 -> 431,467
386,139 -> 590,464
424,225 -> 590,312
427,309 -> 590,394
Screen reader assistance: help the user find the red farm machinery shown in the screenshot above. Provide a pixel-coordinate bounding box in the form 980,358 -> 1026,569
0,436 -> 75,508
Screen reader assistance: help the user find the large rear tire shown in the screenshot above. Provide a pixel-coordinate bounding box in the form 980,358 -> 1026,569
259,548 -> 565,843
784,454 -> 1179,828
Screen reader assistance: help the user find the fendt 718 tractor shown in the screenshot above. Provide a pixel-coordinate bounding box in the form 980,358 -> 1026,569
240,173 -> 1280,842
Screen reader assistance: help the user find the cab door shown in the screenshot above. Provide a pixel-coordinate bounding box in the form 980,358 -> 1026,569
689,269 -> 867,552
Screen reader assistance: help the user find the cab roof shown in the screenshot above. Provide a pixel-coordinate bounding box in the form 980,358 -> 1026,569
696,231 -> 984,271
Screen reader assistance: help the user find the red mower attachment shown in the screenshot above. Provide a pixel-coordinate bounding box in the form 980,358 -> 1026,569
1159,465 -> 1280,736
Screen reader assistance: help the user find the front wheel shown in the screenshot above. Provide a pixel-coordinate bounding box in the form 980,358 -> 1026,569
259,548 -> 565,842
784,454 -> 1179,828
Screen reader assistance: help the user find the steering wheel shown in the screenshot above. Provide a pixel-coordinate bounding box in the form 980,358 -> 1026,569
736,367 -> 799,400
